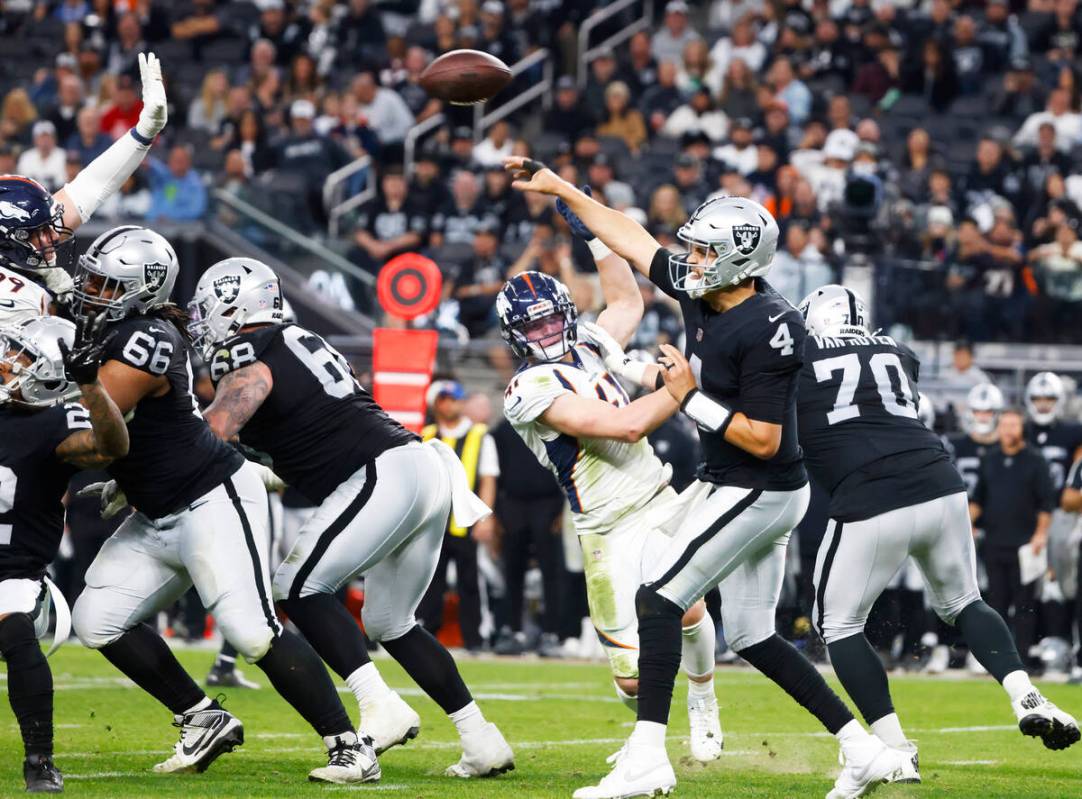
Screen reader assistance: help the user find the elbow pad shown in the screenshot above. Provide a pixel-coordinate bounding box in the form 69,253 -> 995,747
681,389 -> 733,436
62,129 -> 151,224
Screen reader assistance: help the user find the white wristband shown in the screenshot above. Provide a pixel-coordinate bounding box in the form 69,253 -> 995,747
682,389 -> 732,434
587,237 -> 612,260
609,356 -> 648,387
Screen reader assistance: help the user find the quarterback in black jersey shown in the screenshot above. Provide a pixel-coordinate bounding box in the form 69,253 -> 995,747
190,258 -> 513,779
0,314 -> 128,793
797,284 -> 1079,760
505,157 -> 901,799
947,382 -> 1005,497
67,228 -> 378,785
1024,372 -> 1082,493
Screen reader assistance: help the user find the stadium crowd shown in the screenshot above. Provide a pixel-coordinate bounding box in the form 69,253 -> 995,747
4,0 -> 1082,683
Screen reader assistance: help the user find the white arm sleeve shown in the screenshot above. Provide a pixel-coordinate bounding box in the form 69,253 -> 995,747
479,434 -> 500,478
61,130 -> 152,224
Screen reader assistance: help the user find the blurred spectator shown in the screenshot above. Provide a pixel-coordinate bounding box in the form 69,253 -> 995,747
353,166 -> 428,275
898,128 -> 938,203
284,53 -> 322,103
852,40 -> 901,105
98,172 -> 152,221
409,147 -> 451,218
543,77 -> 595,140
100,74 -> 143,140
1028,217 -> 1082,333
170,0 -> 223,50
662,86 -> 727,143
237,38 -> 279,89
946,217 -> 1026,340
211,85 -> 253,151
770,224 -> 835,304
951,15 -> 987,96
106,12 -> 144,76
432,170 -> 494,248
902,38 -> 959,113
17,120 -> 66,191
247,0 -> 310,67
652,1 -> 701,64
66,106 -> 110,164
648,184 -> 688,230
992,58 -> 1046,121
596,81 -> 647,154
453,219 -> 509,337
584,47 -> 619,111
767,57 -> 812,125
619,31 -> 658,98
43,74 -> 82,144
978,0 -> 1026,75
1033,0 -> 1082,62
962,137 -> 1022,212
336,0 -> 386,70
676,39 -> 723,97
228,109 -> 274,175
391,47 -> 441,121
971,409 -> 1055,673
713,117 -> 757,175
641,61 -> 683,136
672,154 -> 710,214
1021,123 -> 1071,205
473,120 -> 514,168
1,87 -> 38,144
478,163 -> 522,232
1013,89 -> 1082,152
272,99 -> 350,226
187,69 -> 229,134
940,340 -> 994,413
802,18 -> 854,86
352,71 -> 414,145
145,145 -> 208,222
711,17 -> 767,76
479,0 -> 519,65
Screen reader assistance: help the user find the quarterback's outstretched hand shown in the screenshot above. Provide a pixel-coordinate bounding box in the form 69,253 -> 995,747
77,479 -> 129,520
504,156 -> 566,196
136,52 -> 167,140
658,343 -> 696,405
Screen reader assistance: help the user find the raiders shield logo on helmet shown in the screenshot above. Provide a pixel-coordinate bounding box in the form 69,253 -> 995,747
732,224 -> 761,256
213,274 -> 241,302
144,262 -> 169,292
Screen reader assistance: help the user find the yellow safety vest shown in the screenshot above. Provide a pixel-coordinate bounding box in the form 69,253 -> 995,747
422,421 -> 487,537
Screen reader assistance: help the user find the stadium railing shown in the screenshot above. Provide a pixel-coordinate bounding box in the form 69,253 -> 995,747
325,154 -> 376,239
577,0 -> 655,89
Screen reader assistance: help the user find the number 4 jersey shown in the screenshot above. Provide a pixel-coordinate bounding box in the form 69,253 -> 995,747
0,402 -> 89,580
208,323 -> 416,504
796,334 -> 964,522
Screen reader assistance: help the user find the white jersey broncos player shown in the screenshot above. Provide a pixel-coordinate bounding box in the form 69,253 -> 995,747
797,285 -> 1079,763
498,192 -> 723,765
505,156 -> 909,799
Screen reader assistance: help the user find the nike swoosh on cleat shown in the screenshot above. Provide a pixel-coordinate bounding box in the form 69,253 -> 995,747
182,716 -> 228,757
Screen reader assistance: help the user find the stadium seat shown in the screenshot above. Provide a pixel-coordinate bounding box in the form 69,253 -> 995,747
949,96 -> 987,119
888,95 -> 931,119
201,38 -> 249,66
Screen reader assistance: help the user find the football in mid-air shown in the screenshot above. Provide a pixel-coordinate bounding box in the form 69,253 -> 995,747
419,49 -> 512,105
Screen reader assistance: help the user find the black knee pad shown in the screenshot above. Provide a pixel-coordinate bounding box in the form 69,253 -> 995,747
0,613 -> 37,654
635,584 -> 683,621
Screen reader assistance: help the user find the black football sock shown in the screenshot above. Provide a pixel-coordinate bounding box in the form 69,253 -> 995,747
212,641 -> 239,672
279,593 -> 371,679
634,585 -> 685,725
380,624 -> 473,714
99,623 -> 205,715
0,614 -> 53,757
255,630 -> 353,737
955,600 -> 1026,682
827,633 -> 895,725
738,633 -> 854,735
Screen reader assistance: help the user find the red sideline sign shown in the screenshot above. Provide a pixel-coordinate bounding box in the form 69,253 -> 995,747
372,328 -> 438,432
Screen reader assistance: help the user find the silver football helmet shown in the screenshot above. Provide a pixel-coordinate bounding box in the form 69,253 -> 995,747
188,257 -> 283,358
799,284 -> 869,337
917,391 -> 936,430
1025,371 -> 1066,426
0,315 -> 78,407
963,382 -> 1004,437
669,196 -> 780,298
71,226 -> 178,322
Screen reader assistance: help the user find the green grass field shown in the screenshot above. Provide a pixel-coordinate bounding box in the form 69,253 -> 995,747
2,645 -> 1081,798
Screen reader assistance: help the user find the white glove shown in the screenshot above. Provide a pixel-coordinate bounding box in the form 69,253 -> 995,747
38,267 -> 74,300
77,479 -> 129,520
580,321 -> 649,387
250,463 -> 286,493
136,52 -> 167,140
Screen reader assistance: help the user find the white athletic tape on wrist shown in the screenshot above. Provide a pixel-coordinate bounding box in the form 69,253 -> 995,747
587,237 -> 612,260
681,389 -> 732,434
610,356 -> 647,386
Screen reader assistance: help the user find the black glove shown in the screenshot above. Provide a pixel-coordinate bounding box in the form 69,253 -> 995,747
61,313 -> 108,385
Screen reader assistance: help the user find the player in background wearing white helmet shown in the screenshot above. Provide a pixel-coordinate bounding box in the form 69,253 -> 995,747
0,53 -> 167,321
930,382 -> 1005,675
505,157 -> 905,799
497,184 -> 724,765
1023,372 -> 1082,674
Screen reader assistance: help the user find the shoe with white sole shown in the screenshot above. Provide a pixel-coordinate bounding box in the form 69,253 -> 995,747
687,695 -> 723,762
1013,690 -> 1081,750
153,702 -> 244,773
923,644 -> 949,675
205,666 -> 261,690
573,743 -> 676,799
446,722 -> 515,778
358,690 -> 421,754
308,732 -> 381,784
826,735 -> 910,799
886,741 -> 920,784
966,653 -> 987,676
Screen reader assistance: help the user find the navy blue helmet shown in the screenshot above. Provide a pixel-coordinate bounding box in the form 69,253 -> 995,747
496,271 -> 578,362
0,176 -> 72,274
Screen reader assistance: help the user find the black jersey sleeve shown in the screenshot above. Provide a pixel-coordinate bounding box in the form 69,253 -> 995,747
648,247 -> 680,299
208,325 -> 282,384
1035,451 -> 1058,513
103,318 -> 184,377
41,402 -> 92,453
738,312 -> 805,424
